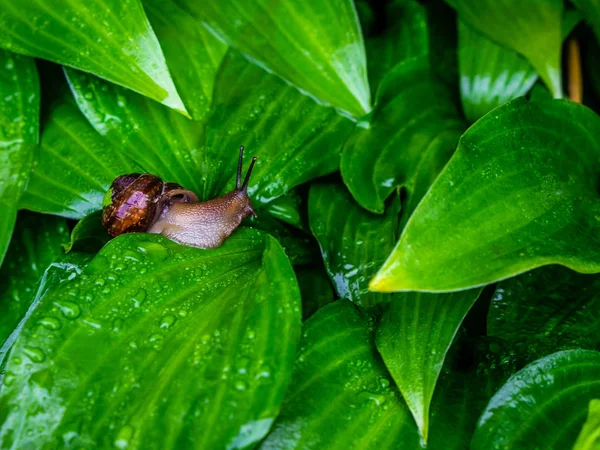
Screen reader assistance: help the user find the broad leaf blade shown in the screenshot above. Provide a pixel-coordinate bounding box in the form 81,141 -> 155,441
341,57 -> 464,215
0,0 -> 186,113
573,0 -> 600,44
488,266 -> 600,366
458,21 -> 537,123
0,50 -> 39,266
573,400 -> 600,450
19,99 -> 138,219
62,211 -> 110,254
176,0 -> 371,118
0,213 -> 68,351
261,301 -> 421,449
308,182 -> 398,308
471,350 -> 600,450
371,98 -> 600,292
143,0 -> 227,121
446,0 -> 564,98
0,230 -> 301,449
376,288 -> 482,442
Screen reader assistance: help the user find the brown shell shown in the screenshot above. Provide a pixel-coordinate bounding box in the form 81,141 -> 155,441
102,174 -> 164,237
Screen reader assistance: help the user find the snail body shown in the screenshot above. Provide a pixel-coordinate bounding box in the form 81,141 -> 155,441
102,147 -> 257,249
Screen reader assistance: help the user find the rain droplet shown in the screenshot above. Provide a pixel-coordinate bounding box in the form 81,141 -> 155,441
160,315 -> 176,329
23,346 -> 46,363
3,371 -> 16,386
39,317 -> 61,330
131,288 -> 147,308
53,301 -> 81,319
114,425 -> 134,449
234,380 -> 247,391
112,318 -> 124,332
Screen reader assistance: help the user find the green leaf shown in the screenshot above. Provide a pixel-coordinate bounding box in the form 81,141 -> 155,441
295,265 -> 335,320
0,50 -> 39,266
66,68 -> 205,195
458,21 -> 537,123
365,0 -> 429,95
371,98 -> 600,292
488,266 -> 600,366
143,0 -> 228,121
341,56 -> 464,215
0,212 -> 68,351
261,300 -> 421,449
376,288 -> 482,442
62,211 -> 110,254
471,349 -> 600,450
573,399 -> 600,450
0,230 -> 301,449
308,182 -> 398,308
573,0 -> 600,44
0,0 -> 187,113
446,0 -> 564,98
19,99 -> 138,219
203,51 -> 355,205
263,192 -> 306,231
176,0 -> 371,118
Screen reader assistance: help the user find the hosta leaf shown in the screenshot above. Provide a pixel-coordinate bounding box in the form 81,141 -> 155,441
0,213 -> 68,352
458,21 -> 537,123
573,399 -> 600,450
341,57 -> 464,215
471,350 -> 600,450
371,98 -> 600,292
0,50 -> 39,266
365,0 -> 429,95
0,230 -> 301,449
65,68 -> 205,195
263,192 -> 305,230
143,0 -> 227,121
573,0 -> 600,43
488,266 -> 600,366
308,182 -> 398,308
19,99 -> 138,219
446,0 -> 564,98
376,288 -> 482,442
0,0 -> 187,113
295,264 -> 335,320
176,0 -> 371,118
203,51 -> 355,205
62,211 -> 110,254
261,301 -> 421,449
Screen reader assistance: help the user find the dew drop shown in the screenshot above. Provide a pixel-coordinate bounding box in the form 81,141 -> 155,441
131,288 -> 147,308
234,380 -> 248,391
23,346 -> 46,363
39,317 -> 61,331
54,301 -> 81,319
160,315 -> 176,329
112,318 -> 124,332
114,425 -> 134,449
3,371 -> 16,386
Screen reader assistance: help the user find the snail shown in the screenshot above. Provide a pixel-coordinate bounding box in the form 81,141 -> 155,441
102,146 -> 258,249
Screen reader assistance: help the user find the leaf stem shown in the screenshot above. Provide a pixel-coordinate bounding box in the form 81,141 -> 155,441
568,38 -> 582,104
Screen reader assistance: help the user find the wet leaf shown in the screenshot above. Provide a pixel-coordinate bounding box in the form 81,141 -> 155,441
376,288 -> 482,442
176,0 -> 371,118
573,399 -> 600,450
261,300 -> 421,449
365,0 -> 429,95
341,56 -> 464,215
371,98 -> 600,292
488,266 -> 600,366
446,0 -> 564,98
0,0 -> 186,113
62,211 -> 110,254
0,212 -> 68,352
263,192 -> 306,231
0,50 -> 39,266
308,182 -> 398,308
0,229 -> 301,449
295,264 -> 335,320
143,0 -> 227,121
471,349 -> 600,450
19,99 -> 138,219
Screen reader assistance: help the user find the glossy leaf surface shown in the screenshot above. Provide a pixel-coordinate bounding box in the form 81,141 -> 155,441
0,230 -> 301,449
20,100 -> 138,219
0,50 -> 39,266
177,0 -> 371,118
204,52 -> 355,205
471,350 -> 600,450
371,98 -> 600,292
376,288 -> 482,441
0,0 -> 186,113
0,213 -> 68,350
446,0 -> 564,98
144,0 -> 228,121
261,301 -> 421,449
295,265 -> 335,320
488,266 -> 600,366
573,399 -> 600,450
62,211 -> 110,254
309,183 -> 397,308
458,21 -> 537,123
365,0 -> 429,95
341,57 -> 464,215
